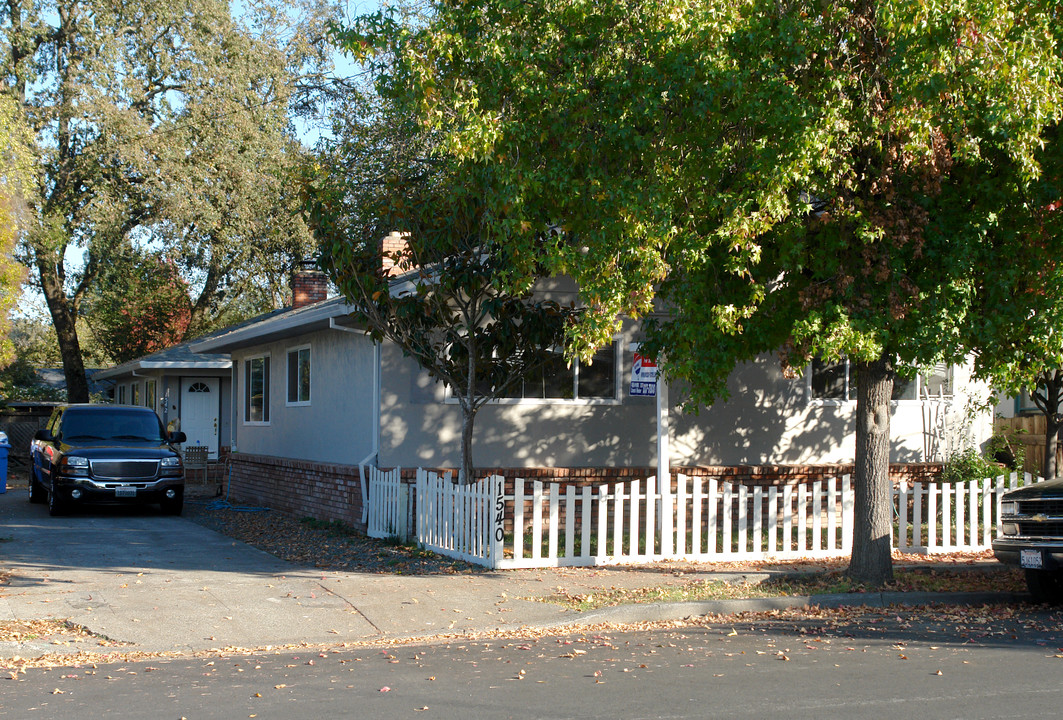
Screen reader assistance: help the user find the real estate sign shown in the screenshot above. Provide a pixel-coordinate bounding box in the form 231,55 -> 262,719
630,352 -> 658,397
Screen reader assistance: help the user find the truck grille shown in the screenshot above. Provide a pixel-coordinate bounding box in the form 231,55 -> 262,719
1017,521 -> 1063,537
90,460 -> 159,480
1017,499 -> 1063,516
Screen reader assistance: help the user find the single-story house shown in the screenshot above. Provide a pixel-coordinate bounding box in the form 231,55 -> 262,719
93,314 -> 284,459
189,265 -> 996,527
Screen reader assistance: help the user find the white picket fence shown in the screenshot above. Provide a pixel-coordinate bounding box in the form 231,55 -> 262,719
365,466 -> 405,540
894,472 -> 1034,552
415,470 -> 503,564
366,468 -> 1039,569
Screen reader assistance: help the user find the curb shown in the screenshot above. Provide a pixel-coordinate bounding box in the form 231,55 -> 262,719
0,591 -> 1032,663
537,591 -> 1030,629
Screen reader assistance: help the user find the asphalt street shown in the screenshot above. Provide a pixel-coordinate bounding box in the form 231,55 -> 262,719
4,607 -> 1062,719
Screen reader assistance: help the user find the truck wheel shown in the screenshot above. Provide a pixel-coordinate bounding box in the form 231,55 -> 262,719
29,467 -> 46,504
48,482 -> 66,517
1025,569 -> 1063,604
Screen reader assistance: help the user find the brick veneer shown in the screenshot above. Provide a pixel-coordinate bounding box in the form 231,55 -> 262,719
228,455 -> 943,529
398,463 -> 944,490
228,453 -> 365,529
291,266 -> 328,308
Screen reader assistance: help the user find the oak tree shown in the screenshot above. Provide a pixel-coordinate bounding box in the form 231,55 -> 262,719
2,0 -> 330,400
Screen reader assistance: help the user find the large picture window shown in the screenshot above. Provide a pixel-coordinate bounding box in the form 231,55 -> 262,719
809,357 -> 953,403
244,355 -> 271,423
286,346 -> 311,405
488,343 -> 618,402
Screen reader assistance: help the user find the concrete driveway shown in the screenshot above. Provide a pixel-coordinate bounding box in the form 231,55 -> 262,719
0,478 -> 574,657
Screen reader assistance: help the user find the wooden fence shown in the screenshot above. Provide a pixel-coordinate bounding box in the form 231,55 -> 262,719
367,469 -> 1039,569
995,415 -> 1063,476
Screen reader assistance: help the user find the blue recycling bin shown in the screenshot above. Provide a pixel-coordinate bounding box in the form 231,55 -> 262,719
0,432 -> 9,494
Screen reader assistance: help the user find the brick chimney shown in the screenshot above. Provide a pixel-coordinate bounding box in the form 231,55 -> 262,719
381,232 -> 410,277
291,260 -> 328,309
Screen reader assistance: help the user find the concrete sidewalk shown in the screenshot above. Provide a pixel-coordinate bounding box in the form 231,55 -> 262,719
0,483 -> 1023,661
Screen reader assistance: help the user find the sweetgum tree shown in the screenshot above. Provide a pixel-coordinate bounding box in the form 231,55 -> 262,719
340,0 -> 1063,582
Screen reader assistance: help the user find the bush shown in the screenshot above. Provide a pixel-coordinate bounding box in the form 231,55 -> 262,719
942,446 -> 1002,484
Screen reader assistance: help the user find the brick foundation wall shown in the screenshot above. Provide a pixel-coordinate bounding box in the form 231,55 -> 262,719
228,456 -> 943,530
228,453 -> 366,530
398,463 -> 944,490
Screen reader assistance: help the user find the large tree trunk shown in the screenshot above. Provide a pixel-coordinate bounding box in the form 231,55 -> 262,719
848,352 -> 895,585
36,252 -> 90,403
1041,371 -> 1062,480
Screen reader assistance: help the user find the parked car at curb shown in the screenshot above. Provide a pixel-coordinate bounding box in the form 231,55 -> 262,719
992,476 -> 1063,603
29,404 -> 187,516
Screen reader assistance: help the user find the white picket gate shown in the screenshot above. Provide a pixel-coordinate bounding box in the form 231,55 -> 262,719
365,466 -> 405,540
365,468 -> 1041,569
415,470 -> 503,565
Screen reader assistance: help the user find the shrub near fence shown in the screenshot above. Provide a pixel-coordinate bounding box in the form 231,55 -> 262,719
365,468 -> 1040,569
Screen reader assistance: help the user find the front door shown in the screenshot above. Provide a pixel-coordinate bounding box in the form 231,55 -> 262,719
181,378 -> 220,457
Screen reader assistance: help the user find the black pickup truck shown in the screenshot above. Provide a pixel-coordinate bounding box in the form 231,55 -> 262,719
992,477 -> 1063,603
29,404 -> 187,516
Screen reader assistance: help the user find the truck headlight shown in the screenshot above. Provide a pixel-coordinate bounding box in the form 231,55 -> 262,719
59,456 -> 89,477
1001,500 -> 1019,516
160,456 -> 183,476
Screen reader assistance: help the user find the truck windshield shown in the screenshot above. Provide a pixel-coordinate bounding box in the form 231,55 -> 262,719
60,409 -> 165,442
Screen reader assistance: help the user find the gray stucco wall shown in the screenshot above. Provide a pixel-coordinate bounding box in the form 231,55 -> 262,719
377,338 -> 994,470
231,328 -> 377,465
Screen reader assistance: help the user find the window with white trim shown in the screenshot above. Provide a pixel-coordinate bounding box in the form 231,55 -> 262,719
244,354 -> 271,423
475,342 -> 619,402
809,357 -> 953,403
145,379 -> 157,411
131,382 -> 141,406
117,384 -> 127,404
286,345 -> 311,405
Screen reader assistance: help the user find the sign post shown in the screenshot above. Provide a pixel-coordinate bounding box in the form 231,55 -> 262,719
630,347 -> 672,556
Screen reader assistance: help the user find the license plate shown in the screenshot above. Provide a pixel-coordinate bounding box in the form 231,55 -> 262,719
1021,549 -> 1044,569
114,487 -> 137,498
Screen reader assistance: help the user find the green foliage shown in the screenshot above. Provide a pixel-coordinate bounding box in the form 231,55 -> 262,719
340,0 -> 1063,403
2,0 -> 332,398
984,427 -> 1027,472
941,447 -> 1002,485
299,517 -> 360,538
340,0 -> 1063,576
